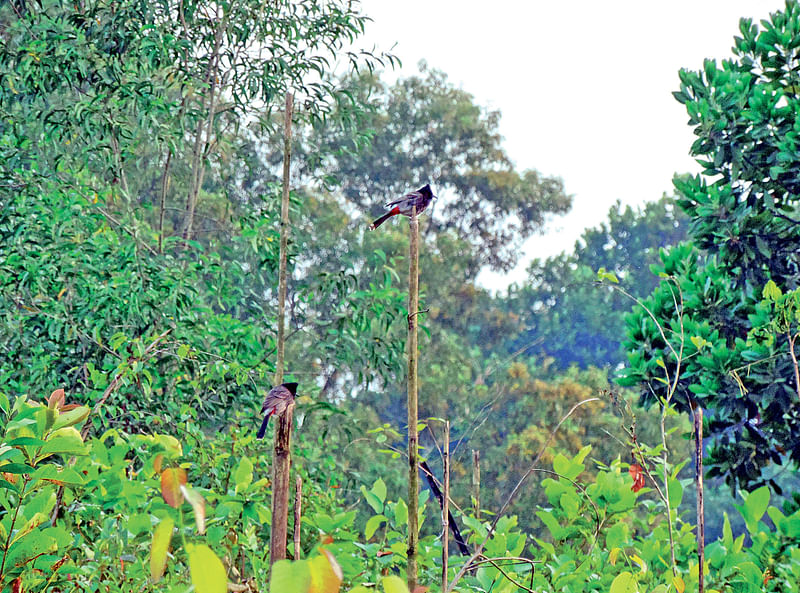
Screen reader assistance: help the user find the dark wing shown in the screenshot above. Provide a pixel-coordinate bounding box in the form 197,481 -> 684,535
261,385 -> 288,413
385,190 -> 421,208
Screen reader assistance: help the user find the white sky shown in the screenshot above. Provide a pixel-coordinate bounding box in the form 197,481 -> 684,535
357,0 -> 785,290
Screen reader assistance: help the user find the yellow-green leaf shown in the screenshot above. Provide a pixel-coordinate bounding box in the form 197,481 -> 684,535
382,575 -> 409,593
38,427 -> 87,459
51,406 -> 90,431
150,517 -> 173,583
309,549 -> 342,593
270,558 -> 311,593
609,546 -> 620,565
630,553 -> 647,573
186,544 -> 227,593
609,571 -> 637,593
673,575 -> 685,593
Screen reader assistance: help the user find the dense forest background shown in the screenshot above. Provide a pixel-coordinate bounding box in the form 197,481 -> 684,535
1,1 -> 800,592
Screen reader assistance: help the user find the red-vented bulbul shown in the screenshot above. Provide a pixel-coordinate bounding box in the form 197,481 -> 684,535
256,382 -> 298,439
369,184 -> 436,230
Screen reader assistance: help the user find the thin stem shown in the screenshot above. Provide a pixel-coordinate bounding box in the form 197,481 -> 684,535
442,420 -> 449,593
407,207 -> 420,592
788,331 -> 800,400
1,476 -> 28,580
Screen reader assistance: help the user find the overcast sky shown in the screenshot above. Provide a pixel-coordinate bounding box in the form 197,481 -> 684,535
357,0 -> 785,289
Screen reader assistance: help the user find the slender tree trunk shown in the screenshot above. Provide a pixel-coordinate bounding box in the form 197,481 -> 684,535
472,450 -> 481,521
442,420 -> 450,593
270,91 -> 295,566
182,10 -> 226,242
694,404 -> 705,593
158,148 -> 172,253
407,208 -> 420,592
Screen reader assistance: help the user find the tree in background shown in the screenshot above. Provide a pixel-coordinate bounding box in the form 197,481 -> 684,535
620,1 -> 800,491
504,196 -> 688,369
308,64 -> 572,273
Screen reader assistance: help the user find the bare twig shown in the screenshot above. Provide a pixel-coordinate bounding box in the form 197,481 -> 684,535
693,403 -> 705,593
446,398 -> 600,592
294,475 -> 302,559
472,449 -> 481,522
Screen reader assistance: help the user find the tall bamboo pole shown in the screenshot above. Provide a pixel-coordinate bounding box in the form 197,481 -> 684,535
407,208 -> 420,591
270,91 -> 294,566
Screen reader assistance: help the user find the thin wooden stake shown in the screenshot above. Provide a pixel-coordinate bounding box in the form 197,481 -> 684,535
442,421 -> 450,593
407,207 -> 420,592
270,90 -> 294,566
472,450 -> 481,521
694,404 -> 705,593
294,475 -> 302,559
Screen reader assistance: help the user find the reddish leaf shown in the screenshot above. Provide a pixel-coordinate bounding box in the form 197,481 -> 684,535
50,554 -> 69,572
153,454 -> 164,474
12,577 -> 22,593
629,463 -> 645,492
160,468 -> 188,508
413,587 -> 430,593
376,550 -> 393,558
48,388 -> 65,410
60,403 -> 81,412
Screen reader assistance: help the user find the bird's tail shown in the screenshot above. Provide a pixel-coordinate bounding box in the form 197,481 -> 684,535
369,207 -> 400,230
256,412 -> 271,439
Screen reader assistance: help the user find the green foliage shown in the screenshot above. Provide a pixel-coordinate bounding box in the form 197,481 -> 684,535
0,390 -> 89,589
0,187 -> 280,430
621,1 -> 800,490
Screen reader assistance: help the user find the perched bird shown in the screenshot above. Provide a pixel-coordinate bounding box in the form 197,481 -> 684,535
369,184 -> 436,230
256,382 -> 298,439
